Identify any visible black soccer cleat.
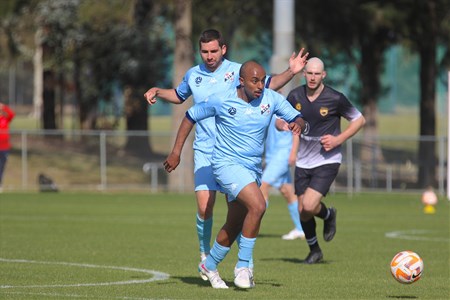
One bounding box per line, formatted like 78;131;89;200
323;207;337;242
304;249;323;264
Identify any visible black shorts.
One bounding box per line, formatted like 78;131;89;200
294;163;340;197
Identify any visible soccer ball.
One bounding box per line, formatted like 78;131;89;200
390;250;423;284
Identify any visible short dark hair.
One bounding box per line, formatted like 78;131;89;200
199;29;225;48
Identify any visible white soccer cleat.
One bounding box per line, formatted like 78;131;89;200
234;267;255;289
282;228;305;240
198;262;228;289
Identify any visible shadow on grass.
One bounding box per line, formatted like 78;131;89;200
261;257;331;265
257;233;283;239
172;276;212;287
386;296;418;299
172;276;283;289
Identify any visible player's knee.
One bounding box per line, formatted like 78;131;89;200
301;202;317;214
246;199;266;218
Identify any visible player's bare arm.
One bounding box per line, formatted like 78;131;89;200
288;117;305;136
144;87;182;106
275;118;290;131
320;115;366;152
268;48;309;91
163;117;195;172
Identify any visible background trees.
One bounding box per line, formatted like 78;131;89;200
0;0;448;188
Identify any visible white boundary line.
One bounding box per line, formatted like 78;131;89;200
385;229;449;242
3;291;158;300
0;258;170;289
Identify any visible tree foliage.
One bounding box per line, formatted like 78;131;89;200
1;0;449;179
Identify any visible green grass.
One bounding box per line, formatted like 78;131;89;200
0;192;449;299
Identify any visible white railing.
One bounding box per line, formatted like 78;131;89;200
3;130;448;195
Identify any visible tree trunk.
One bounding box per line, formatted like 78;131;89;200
124;86;151;157
42;70;57;130
417;1;438;188
170;0;194;192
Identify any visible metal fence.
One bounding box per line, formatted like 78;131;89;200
3;129;448;195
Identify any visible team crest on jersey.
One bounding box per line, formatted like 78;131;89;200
260;104;271;115
228;107;237;115
320;107;329;116
195;77;202;85
224;71;235;82
295;103;302;111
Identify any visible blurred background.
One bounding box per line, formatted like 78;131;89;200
0;0;449;194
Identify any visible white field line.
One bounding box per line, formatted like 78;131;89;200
0;258;170;289
2;291;160;300
385;229;449;242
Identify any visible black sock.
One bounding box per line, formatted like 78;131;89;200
300;217;320;251
316;202;329;220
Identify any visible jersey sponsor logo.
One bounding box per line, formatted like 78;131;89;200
228;107;237;115
320;107;329;116
224;71;235;82
195;77;202;85
244;108;253;115
295;103;302;111
260;104;270;115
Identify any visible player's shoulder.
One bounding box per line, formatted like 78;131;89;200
287;84;307;101
322;85;346;100
223;59;242;70
184;64;203;78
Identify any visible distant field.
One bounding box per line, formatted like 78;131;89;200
10;112;449;137
1;192;449;299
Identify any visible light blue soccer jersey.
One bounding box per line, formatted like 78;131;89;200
264;116;293;162
186;88;302;175
175;59;241;153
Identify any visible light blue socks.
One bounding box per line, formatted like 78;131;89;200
288;201;303;232
205;240;230;271
236;235;256;269
196;214;212;256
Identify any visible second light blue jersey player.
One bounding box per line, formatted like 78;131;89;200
176;59;244;152
186;87;301;200
261;116;305;240
262;116;294;191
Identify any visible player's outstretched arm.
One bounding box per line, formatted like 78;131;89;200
144;87;182;106
268;48;309;91
163;117;195;173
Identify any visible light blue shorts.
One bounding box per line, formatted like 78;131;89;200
194;150;221;191
213;162;261;201
261;157;292;189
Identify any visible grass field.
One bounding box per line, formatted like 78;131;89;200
0;192;449;299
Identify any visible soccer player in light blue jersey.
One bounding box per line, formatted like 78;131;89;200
163;61;306;289
260;116;305;240
144;29;308;267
